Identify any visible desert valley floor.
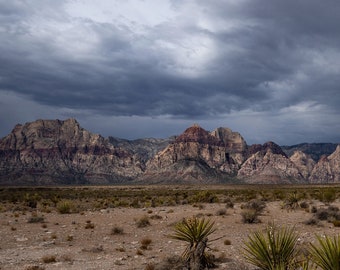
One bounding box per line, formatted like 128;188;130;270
1;186;340;270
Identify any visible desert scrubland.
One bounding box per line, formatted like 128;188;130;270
1;185;340;270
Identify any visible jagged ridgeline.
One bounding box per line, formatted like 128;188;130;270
0;118;339;185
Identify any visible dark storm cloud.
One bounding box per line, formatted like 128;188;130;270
0;0;339;144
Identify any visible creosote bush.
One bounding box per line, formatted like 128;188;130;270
28;214;45;223
216;208;227;216
136;215;151;228
111;226;124;235
85;220;95;229
140;237;152;250
241;199;266;224
56;200;72;214
41;255;57;264
25;266;45;270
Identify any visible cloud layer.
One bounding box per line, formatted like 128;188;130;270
0;0;339;145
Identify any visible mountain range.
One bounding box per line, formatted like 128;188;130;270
0;118;339;185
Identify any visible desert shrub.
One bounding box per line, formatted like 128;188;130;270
56;200;72;214
111;226;124;235
190;191;219;204
300;201;309;209
60;254;73;262
315;206;340;222
311;206;318;213
136;215;151;228
155;255;186;270
66;235;73;241
144;263;155;270
315;209;330;221
25;266;45;270
28;214;45;223
115;246;125;252
304;218;320;226
243;224;300;270
241;199;266;224
150;214;162;220
24;193;41;208
224;198;234;208
129;198;141;208
241;199;266;213
224;239;231;245
140;237;152;250
241;209;261;224
136;249;144;255
332;220;340;227
216;208;227;216
41;255;57;263
85;220;95;229
321;189;337;204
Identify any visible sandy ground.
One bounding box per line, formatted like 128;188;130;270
0;200;339;270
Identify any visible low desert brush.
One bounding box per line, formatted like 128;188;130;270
56;200;72;214
41;255;57;264
136;215;151;228
111;225;124;235
140;237;152;250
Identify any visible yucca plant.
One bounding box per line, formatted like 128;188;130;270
309;234;340;270
243;224;299;270
170;216;216;270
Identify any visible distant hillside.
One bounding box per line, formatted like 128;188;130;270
281;143;338;161
0;118;339;185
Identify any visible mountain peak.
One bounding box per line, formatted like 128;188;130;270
175;125;222;146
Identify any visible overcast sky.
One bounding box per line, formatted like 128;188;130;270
0;0;339;145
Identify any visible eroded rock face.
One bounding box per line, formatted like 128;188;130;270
143;125;247;183
309;145;340;183
289;151;315;179
0;119;143;185
238;142;305;184
1;118;339;185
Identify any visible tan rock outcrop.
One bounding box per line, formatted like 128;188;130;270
1;118;338;185
0;119;143;185
238;143;305;184
309;145;340;183
143;125;246;183
289;151;315;179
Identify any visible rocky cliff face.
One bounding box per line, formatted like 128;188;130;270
237;142;305;184
142;125;247;183
0;119;143;185
309;145;340;183
289;151;315;179
0;119;339;185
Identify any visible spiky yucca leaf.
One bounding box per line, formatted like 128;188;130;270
170;217;216;260
170;217;216;244
310;234;340;270
243;224;299;270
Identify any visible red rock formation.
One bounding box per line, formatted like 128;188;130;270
0;119;143;185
